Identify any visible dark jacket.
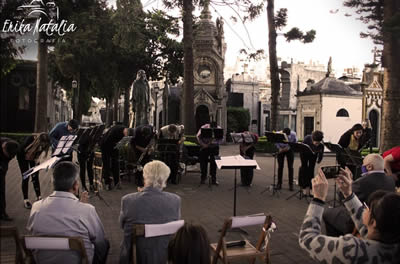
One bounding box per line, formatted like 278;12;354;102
303;135;324;163
100;125;125;151
17;135;35;161
49;122;72;149
338;129;363;150
0;138;14;174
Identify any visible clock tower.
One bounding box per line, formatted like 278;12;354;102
193;3;227;131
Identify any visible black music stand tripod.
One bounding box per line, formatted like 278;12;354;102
261;132;287;197
286;142;314;202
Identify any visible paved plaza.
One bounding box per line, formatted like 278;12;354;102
1;144;340;263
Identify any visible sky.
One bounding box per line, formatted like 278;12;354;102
18;0;377;78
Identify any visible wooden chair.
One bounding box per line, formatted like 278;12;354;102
0;226;25;264
131;220;184;264
210;213;273;264
22;236;89;264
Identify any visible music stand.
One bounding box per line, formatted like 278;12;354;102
216;156;259;234
260;132;287;197
201;128;213;138
213;128;224;140
286;142;314;202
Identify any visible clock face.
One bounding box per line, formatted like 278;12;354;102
194;58;215;84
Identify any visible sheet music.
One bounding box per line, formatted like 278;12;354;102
144;220;184;238
231;214;266;228
215;155;260;169
23;156;62;179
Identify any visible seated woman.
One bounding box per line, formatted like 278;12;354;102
16;133;50;209
168;223;210;264
119;160;181;264
299;167;400;264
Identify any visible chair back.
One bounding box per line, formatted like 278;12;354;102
23;236;89;264
0;226;25;264
211;213;273;264
132;220;184;264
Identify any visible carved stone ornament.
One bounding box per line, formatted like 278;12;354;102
194;57;215;84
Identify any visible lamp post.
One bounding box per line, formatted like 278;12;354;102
72;79;77;119
153;83;160;129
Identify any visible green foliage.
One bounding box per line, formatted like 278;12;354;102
254;136;278;153
184;140;198;146
0;132;32;144
227;107;250;133
361;147;380;157
184;135;199;144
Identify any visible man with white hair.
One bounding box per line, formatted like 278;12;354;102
323;154;396;236
119;160;181;264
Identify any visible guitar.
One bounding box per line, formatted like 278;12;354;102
134;136;156;172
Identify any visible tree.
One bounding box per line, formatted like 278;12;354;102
344;0;400;150
266;0;315;130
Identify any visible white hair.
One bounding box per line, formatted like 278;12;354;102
143;160;170;189
364;154;384;171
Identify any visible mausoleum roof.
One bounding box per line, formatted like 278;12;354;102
298;76;362;96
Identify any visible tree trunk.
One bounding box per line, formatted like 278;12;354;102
380;0;400;151
105;99;112;127
267;0;280;131
182;0;195;134
123;86;130;126
34;30;48;132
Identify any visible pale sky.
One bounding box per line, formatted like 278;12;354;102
20;0;377;77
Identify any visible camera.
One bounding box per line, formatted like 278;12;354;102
321;165;341;179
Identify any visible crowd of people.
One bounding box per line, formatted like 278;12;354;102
1;118;400;264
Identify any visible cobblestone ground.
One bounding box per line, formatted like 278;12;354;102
1;144;340;263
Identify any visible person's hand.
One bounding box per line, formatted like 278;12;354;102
336;167;353;198
137;187;144;192
312;169;329;201
80;191;89;203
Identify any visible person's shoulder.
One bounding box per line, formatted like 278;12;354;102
163;191;181;201
121;192;141;203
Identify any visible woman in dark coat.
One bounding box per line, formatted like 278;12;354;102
17;133;50;209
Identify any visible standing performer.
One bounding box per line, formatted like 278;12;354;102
196;122;223;185
275;128;297;191
131;70;151;127
0;138;19;221
17;133;51;209
299;130;324;197
239;131;258;186
338;123;364;179
100;125;130;190
130;125;154;187
78;129;95;192
49;119;79;151
159;124;185;184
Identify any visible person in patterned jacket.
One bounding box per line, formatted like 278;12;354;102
299;167;400;264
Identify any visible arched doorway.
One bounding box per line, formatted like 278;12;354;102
195;105;210;131
369;110;379;147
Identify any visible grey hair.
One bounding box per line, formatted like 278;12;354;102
143;160;170;190
52;161;79;191
364;154;384;171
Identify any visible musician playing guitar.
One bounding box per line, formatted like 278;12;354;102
196;122;223;185
130;125;154;187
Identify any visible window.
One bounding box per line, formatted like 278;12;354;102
336;108;349;117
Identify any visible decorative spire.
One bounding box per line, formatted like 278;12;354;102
326;56;332;77
200;0;212;20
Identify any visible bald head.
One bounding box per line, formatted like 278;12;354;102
363;154;384;171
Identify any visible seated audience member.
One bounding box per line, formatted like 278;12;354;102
119;160;181;264
383;146;400;187
168;223;210;264
27;161;109;264
323;154;395;236
299;167;400;264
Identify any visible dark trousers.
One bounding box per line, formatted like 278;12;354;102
199;146;219;181
299;154;317;189
240;147;255;186
277;150;294;186
101;148;120;186
17;156;41;199
0;168;7;215
78;152;94;190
